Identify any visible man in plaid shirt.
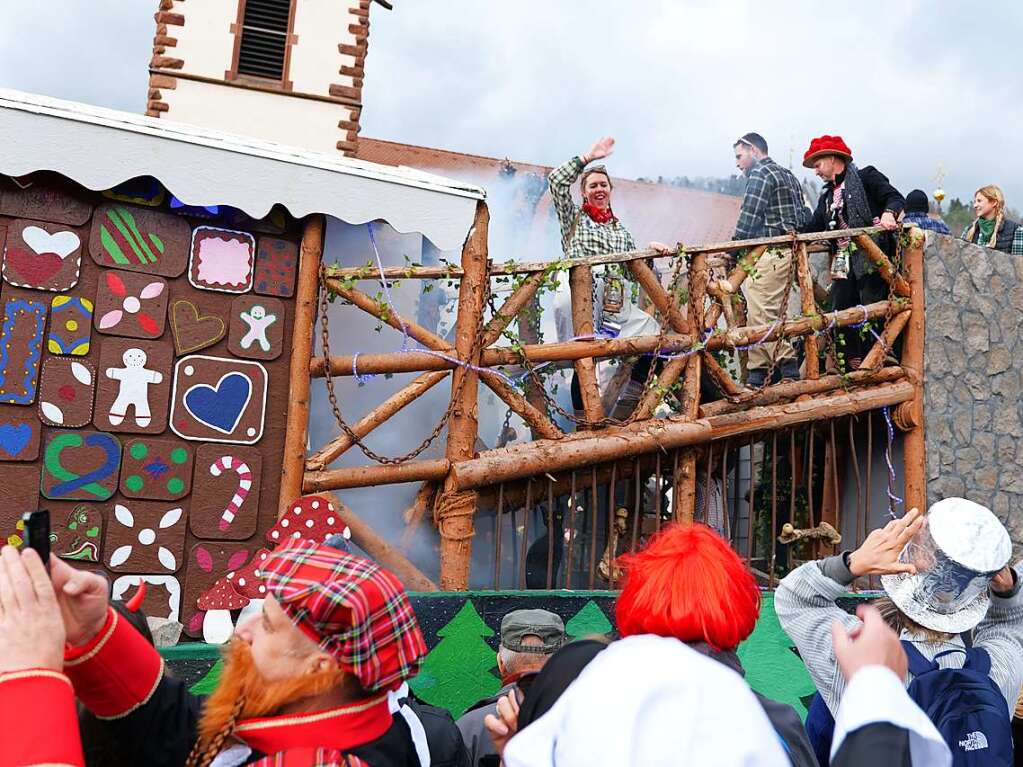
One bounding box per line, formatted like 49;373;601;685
732;133;811;387
45;493;462;767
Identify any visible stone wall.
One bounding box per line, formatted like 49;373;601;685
924;233;1023;550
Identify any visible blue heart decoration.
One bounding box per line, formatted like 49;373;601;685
183;372;252;435
0;423;31;457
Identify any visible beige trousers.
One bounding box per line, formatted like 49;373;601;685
741;248;795;370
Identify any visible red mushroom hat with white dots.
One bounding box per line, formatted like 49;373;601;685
266;494;350;548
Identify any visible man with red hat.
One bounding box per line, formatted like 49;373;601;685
800;135;905;369
1;535;434;766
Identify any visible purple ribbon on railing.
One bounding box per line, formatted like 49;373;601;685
881;405;905;517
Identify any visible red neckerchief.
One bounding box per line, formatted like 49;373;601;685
500;669;533;688
234;693;392;756
582;202;615;224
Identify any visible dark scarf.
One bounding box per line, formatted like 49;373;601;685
582;202;615;224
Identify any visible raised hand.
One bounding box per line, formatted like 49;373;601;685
0;546;66;673
49;556;110;646
847;507;924;577
832;604;908;682
583;136;615;164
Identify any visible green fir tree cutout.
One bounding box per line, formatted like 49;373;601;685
736;593;817;720
410;601;501;717
190;660;223;696
565;600;613;640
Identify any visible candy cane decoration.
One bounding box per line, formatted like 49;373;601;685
209;456;252;531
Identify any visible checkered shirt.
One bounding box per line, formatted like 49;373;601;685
960;222;1023;256
732;157;811;241
549;156;637;259
902;212;950;235
261;539;427;693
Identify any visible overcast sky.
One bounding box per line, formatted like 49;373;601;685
1;1;1020;205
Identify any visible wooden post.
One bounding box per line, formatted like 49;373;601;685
569;265;604;426
900;232;927;513
852;234;911;297
859;310;911;371
438;202;489;590
705;245;768;329
676;252;708;522
279;214;324;516
795;243;820;379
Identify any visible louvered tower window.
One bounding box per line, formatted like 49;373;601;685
236;0;294;80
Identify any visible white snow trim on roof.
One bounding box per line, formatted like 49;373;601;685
0;89;485;251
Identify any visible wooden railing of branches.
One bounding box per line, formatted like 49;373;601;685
278;204;927;590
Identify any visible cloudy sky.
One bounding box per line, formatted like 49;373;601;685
1;1;1019;205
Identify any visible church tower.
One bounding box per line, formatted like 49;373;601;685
146;0;390;155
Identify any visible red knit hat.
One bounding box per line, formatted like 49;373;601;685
803;135;853;168
261;537;427;692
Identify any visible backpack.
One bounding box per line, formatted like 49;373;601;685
804;639;1012;767
902;642;1013;767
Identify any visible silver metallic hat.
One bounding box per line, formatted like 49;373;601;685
880;498;1011;634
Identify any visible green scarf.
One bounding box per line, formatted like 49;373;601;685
977;217;996;244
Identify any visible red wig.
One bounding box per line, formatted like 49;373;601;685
615;523;760;651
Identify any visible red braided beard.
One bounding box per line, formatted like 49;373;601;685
197;639;346;750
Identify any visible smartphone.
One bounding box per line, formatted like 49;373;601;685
21;510;50;569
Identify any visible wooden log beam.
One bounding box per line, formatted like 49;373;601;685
859;310;911;371
449;380;915;490
312;300;899;377
480;271;546;347
634;354;687;421
304;459;451;491
305;371;448;471
325;226;881;279
327;495;439;591
852;234;911;297
279;215;323;516
700;366;906;417
569;264;604;426
326;281;452;353
478;369;563;441
440;201;489;590
399;481;437;552
704;245;769;331
795;243;820;379
627;259;688;333
900;232;926;513
701;351;743;397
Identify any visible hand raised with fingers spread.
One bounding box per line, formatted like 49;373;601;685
0;545;66;673
832;604;907;682
848;507;924;578
583;137;615;164
484;689;521;757
49;556;110;646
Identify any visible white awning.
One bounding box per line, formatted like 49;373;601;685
0;89;485;251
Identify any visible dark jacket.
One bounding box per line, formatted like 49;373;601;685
964;217;1021;253
354;692;470;767
456;683;516;767
691;643;819;767
802;165;905;235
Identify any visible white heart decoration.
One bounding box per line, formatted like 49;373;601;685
22;226;80;259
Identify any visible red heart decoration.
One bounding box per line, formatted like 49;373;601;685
6;247;62;284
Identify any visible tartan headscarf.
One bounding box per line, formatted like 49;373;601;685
261;539;427;693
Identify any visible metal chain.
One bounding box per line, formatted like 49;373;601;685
317;263;491;465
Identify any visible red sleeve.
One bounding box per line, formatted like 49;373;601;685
63;607;164;719
0;669;85;767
